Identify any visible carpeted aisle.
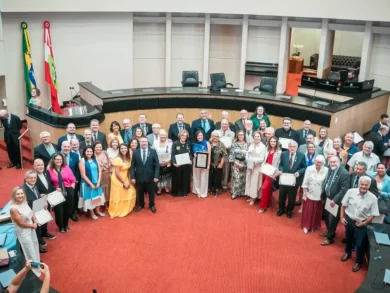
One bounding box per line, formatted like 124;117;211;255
0;152;365;293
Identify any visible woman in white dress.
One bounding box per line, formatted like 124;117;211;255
245;131;266;205
153;129;173;194
10;186;40;277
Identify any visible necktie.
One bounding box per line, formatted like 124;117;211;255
93;133;97;141
65;154;69;166
32;186;39;199
142;125;146;135
223;132;226;136
354;175;359;188
247;131;250;136
142;150;146;164
289;155;293;169
304;130;308;139
325;170;334;196
155;135;158;141
178;124;182;132
202;120;206;131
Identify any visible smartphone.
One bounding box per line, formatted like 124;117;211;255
31;261;41;268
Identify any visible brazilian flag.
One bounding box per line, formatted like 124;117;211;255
21;22;37;104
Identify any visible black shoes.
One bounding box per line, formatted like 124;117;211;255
277;210;285;216
135;206;143;212
340;253;351;262
286;211;292;218
71;214;79;222
352;263;361;272
39;239;47;247
65;226;70;232
39;248;48;253
42;233;56;240
321;239;334;246
16;165;21;169
7;163;15;168
150;206;157;213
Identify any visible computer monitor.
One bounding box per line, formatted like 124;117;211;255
362;79;374;92
316;79;338;92
301;75;317;87
340;81;362;94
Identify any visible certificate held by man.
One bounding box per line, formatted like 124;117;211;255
279;173;296;186
32;197;53;226
175;153;191;165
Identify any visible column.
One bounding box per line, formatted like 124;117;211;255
276;17;290;94
317;19;334;79
165;13;172;87
359;21;374;82
203;14;211;87
239;15;248;89
129;13;134;88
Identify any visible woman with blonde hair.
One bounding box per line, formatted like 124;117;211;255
314;127;333;157
153;129;173;194
10;186;40;276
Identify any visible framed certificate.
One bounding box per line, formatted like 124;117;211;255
279;173;296;186
195;152;209;169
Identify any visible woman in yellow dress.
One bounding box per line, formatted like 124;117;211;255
108;143;136;218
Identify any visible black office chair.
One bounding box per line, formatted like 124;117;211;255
181;71;202;87
327;71;341;81
210;73;233;91
253;77;277;93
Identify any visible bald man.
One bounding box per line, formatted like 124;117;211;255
214;111;235;132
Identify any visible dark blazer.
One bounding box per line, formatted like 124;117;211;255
91;131;107;149
62;151;80;181
1;114;22;142
278;151;307;184
168;122;191;142
132;123;153;136
297;128;317;145
350;172;379;196
57;134;84;150
34;143;58;168
36;171;56;195
130;148;159;183
191;118;215;141
79;141;93;152
234;119;247;131
364;130;387;157
214;121;236;133
22;182;40;209
275;128;300;144
322;167;350;204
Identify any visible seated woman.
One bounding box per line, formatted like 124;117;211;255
301;155;328;234
209;130;227;197
78;146;106;220
108;144;136;218
107;121;124;146
368;163;390;224
28;88;42;107
153;129;172;194
192;130;211;198
10;187;40;277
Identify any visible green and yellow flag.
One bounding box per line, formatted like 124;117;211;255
21;22;37;104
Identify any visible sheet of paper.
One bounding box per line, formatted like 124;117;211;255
279;138;291;149
47;190;66;207
260;163;277;177
353;132;364;144
158;153;170;162
32;196;47;213
279;173;296;186
325;198;339;217
35;210;53;226
220;136;232;148
175;153;191;165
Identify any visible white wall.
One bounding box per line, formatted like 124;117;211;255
290;29;321;66
3;12;134;118
133;23;165;88
209;24;241;87
333;31;364;57
170;23;204;87
370;34;390;90
2;0;390;22
247;26;280;63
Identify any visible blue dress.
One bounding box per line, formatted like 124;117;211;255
79;159;105;211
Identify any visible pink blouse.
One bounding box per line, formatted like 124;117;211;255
48;166;76;188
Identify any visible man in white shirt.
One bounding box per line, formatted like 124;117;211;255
347;141;380;173
217;119;235;191
340;176;380;272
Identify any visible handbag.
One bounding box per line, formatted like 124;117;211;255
378;198;389;215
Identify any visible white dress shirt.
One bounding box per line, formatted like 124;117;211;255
342;188;380;222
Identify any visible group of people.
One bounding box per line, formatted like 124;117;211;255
1;106;389;275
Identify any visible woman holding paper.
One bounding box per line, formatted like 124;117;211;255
208;131;227;197
301;155;328;234
79;146;106;220
259;136;282;212
10;186;40;277
171;130;192;197
153;129;172;195
314;127;333;157
245;131;266;205
229;130;249;199
192;130;210;198
108;144;136;218
48;153;76;233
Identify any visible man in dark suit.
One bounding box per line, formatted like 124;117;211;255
33;131;57;168
168;113;191;142
234;109;249;131
364;125;388;160
276;140;306;218
130;137;159;213
275;117;300;146
90;119;107;149
371;114;389;132
33;159;56;242
79;128;93;152
350;161;379;196
22;170;49;253
0;109;22;168
60;141;80;221
57;122;84;150
297;120;317;145
320;155;350;246
132;114;152;136
214;111;235;132
191;109;215;141
120;118;133;145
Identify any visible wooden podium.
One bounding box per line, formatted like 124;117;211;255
288;57;304;73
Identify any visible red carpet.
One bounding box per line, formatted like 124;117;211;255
0;150;365;293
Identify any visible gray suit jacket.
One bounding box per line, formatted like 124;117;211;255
234;119;247;131
147;133;159;146
350;172;379;197
91;131;107;149
298;144;322;154
322;167;350;204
